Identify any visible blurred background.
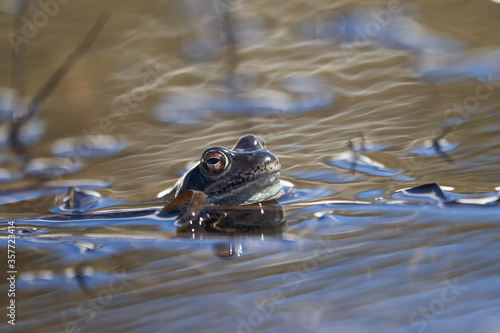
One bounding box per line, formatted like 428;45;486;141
1;0;500;332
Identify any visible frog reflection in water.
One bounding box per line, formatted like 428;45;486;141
164;134;282;206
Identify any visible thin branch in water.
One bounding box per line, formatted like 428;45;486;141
348;133;366;174
75;265;93;298
31;12;109;111
432;128;454;163
10;11;110;151
219;0;239;94
222;6;238;76
11;0;30;98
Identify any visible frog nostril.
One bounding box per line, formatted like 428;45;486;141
245;154;254;162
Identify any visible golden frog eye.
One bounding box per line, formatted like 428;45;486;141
201;150;228;176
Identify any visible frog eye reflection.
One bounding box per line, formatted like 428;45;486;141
201;150;228;176
256;137;267;149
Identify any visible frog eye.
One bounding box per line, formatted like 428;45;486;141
201;150;228;176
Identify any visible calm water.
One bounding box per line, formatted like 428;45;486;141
1;0;500;332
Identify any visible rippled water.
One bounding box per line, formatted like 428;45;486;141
1;0;500;332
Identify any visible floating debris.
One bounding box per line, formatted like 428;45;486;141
50;187;122;214
389;183;449;203
382;183;500;205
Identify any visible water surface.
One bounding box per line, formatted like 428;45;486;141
1;0;500;332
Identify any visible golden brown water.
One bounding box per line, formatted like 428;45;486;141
1;0;500;332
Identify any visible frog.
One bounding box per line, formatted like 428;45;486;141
162;134;282;206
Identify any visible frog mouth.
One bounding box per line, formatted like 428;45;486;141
206;171;282;206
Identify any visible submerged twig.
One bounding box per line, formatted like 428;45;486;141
75;265;93;298
347;133;367;174
11;0;30;98
221;2;238;80
31;12;109;111
218;0;240;95
432;128;454;163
